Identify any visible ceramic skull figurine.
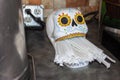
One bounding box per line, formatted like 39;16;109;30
46;8;116;68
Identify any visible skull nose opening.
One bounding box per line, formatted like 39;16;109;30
72;19;77;27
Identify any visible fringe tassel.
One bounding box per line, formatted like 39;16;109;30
54;37;116;68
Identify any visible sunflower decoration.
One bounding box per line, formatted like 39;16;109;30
58;13;71;27
74;12;85;24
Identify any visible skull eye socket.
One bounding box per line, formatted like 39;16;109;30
58;13;71;27
61;17;68;24
75;13;85;24
77;16;83;22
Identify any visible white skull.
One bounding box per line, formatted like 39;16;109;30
46;8;116;68
49;8;88;41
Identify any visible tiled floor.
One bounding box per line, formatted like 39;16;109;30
26;22;120;80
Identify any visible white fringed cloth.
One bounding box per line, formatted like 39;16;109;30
54;37;116;68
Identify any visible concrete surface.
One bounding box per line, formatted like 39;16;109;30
26;22;120;80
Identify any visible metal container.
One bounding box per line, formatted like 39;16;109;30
0;0;29;80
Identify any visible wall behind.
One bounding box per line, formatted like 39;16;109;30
22;0;99;17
